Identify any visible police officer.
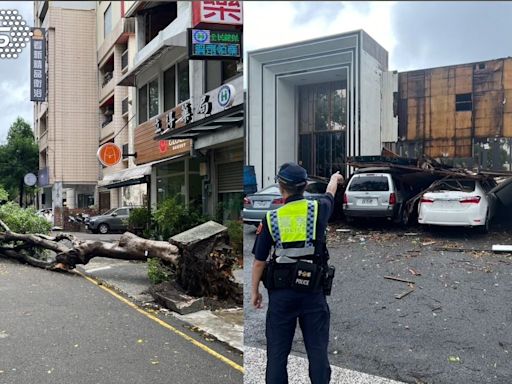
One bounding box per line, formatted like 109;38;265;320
251;162;344;384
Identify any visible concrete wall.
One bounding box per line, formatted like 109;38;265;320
360;50;384;156
47;7;99;185
381;71;399;143
248;31;389;188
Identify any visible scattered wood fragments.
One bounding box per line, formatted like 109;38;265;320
384;275;415;284
421;241;436;246
385;275;417;299
395;288;415;300
408;268;421;276
434;247;487;253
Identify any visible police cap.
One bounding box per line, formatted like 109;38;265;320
275;162;308;186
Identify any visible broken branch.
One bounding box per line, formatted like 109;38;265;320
384;275;416;284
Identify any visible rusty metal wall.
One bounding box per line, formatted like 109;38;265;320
398;58;512;162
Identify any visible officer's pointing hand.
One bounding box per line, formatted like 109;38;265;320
330;171;344;184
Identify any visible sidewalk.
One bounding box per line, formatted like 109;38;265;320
244;346;406;384
71;233;243;353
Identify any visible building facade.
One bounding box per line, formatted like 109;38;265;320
95;1;137;211
116;1;244;221
33;1;99;225
396;58;512;171
247;30;397;188
33;1;244;223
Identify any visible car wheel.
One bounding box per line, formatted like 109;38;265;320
401;208;410;227
478;210;490;234
98;223;110;234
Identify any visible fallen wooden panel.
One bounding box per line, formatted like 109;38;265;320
395;289;415;300
492;245;512;253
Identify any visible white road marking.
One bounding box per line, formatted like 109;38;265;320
84;266;112;273
244;346;406;384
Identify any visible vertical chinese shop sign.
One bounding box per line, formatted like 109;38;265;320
30;28;46;102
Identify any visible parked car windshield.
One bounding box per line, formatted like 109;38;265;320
101;208;116;215
349;176;389;191
432;180;475;192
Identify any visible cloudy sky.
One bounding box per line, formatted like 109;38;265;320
244;1;512;71
1;1;512;143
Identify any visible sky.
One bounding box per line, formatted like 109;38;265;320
1;1;512;143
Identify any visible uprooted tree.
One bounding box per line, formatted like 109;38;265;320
0;216;241;304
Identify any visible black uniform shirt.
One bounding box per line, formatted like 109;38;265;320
252;193;334;262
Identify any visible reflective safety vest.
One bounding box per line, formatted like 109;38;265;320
266;199;319;263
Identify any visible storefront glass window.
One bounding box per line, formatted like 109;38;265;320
156;159;202;209
157;174;185;205
218;192;243;223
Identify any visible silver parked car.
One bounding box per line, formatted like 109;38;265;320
86;207;137;234
242;179;329;226
343;170;409;223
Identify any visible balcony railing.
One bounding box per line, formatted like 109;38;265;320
102;117;113;128
102;72;113;87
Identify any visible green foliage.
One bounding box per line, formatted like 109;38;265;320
0;202;52;234
153;196;209;240
128;208;152;235
147;258;174;284
0;117;39;203
225;220;243;256
0;185;8;202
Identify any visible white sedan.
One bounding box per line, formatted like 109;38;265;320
418;179;496;232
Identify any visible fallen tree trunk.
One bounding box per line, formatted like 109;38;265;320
0;221;241;305
0;230;179;270
171;221;242;303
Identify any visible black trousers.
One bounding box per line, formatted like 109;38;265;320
265;289;331;384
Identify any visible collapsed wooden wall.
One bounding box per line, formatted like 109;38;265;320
398;58;512;158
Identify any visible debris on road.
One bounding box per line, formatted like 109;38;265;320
404;233;420;236
448;355;461;364
421;241;436;246
435;247;477;252
395;288;415;299
384;275;415;284
408;268;421;276
492;244;512;253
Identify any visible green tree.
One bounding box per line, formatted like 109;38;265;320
0;185;8;203
0;117;39;206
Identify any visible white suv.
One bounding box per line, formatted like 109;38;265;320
343;171;405;222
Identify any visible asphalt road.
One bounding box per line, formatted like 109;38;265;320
244;222;512;384
0;258;242;384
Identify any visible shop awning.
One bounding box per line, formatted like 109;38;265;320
98;163;152;189
98;154;191;189
156;104;244;141
118;31;187;87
